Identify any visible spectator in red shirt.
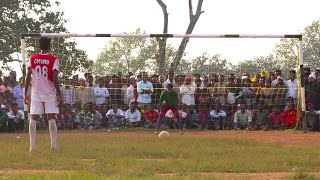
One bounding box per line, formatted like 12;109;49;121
144;105;160;128
283;103;298;128
267;106;284;129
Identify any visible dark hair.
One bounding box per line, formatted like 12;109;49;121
39;37;51;50
289;70;296;74
166;83;173;89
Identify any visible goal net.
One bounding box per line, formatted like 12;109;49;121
21;33;305;129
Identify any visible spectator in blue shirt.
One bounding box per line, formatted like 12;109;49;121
137;72;153;111
13;77;24;110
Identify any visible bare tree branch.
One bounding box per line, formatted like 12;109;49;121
156;0;168;34
189;0;193;21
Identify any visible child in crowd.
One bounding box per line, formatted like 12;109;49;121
283;103;298;128
143;104;160;128
106;104;124;131
267;106;284;130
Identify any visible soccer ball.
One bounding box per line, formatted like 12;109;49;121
158;131;170;139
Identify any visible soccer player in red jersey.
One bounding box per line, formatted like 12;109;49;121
24;37;62;152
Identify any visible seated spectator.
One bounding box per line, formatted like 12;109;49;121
236;77;255;105
78;103;94;130
125;103;142;127
306;102;320;131
106;104;124;130
13;77;24;110
90;104;103;130
98;103;108;127
267;106;284;130
198;104;210;129
143;104;160;128
233;104;253;130
0;105;9;132
252;104;269;131
187;106;199;129
7;103;24;132
94;77;110;105
283;103;298;128
210;104;227;130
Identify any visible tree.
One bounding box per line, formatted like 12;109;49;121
0;0;92;76
236;55;278;77
93;29;177;76
303;20;320;70
156;0;204;74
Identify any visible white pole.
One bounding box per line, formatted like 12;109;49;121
21;39;26;77
299;40;306;112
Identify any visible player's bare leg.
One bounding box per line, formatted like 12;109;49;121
47;113;57;152
29;115;39;153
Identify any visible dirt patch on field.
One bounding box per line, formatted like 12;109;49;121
156;172;320;179
0;169;73;174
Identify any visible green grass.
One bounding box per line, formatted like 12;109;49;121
1;130;320;179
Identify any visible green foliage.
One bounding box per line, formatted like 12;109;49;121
0;0;92;76
303;20;320;70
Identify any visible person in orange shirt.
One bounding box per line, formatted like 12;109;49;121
0;77;13;93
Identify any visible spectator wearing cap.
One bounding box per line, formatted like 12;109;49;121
13;77;24;110
306;102;320;131
305;73;320;110
285;70;298;99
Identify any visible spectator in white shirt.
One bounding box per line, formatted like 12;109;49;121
124;103;141;127
285;70;298;99
162;71;175;88
106;104;124;130
60;78;76;107
180;76;196;107
126;76;136;106
7;103;25;132
94;77;110;105
210;104;227;130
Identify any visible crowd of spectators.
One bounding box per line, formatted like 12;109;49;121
1;67;320;133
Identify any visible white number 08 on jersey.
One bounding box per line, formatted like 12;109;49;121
35;65;48;80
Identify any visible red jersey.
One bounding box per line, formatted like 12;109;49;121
144;110;160;123
27;53;59;102
283;109;298;127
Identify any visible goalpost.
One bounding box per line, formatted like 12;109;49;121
20;33;306;129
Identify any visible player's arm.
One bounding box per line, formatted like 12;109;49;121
24;69;32;105
53;71;62;104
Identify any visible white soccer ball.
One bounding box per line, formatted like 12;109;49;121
158;131;170;139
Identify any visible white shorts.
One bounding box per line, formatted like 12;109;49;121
30;100;59;115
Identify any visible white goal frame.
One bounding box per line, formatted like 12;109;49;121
20;33;306;114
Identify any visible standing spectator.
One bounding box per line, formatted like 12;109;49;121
180;76;196;108
7;103;25;132
9;71;17;88
150;74;163;106
283;103;298;128
163;71;175;88
75;78;93;108
106;104;124;130
109;75;122;105
0;77;13;93
155;84;183;134
61;78;76;107
267;106;284;130
124;103;141;127
200;76;209;90
121;77;128;106
271;70;282;88
94;77;110;105
305;73;320;110
126;76;136;106
213;75;228;106
273;76;287;108
13;77;24;110
210;104;227;130
252;104;269;130
159;75;165;86
285;70;298;99
86;75;96;103
137;72;153;110
233;104;253;130
187;106;199;129
72;75;79;87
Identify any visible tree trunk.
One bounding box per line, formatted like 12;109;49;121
170;0;204;73
156;0;168;75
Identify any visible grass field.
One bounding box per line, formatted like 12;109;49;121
0;130;320;179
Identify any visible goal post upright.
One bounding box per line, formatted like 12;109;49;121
20;33;305;126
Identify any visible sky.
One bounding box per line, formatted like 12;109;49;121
8;0;320;78
60;0;320;63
